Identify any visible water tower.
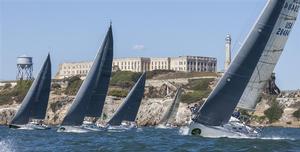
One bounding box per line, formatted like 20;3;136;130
17;55;33;80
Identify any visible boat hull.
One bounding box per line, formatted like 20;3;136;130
82;123;106;131
9;124;50;130
57;124;106;133
57;126;91;133
187;121;260;138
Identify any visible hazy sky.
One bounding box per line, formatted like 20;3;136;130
1;0;299;90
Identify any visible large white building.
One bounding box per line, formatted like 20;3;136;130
55;56;217;79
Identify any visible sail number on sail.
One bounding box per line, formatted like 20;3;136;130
276;22;294;36
275;1;299;37
284;1;300;13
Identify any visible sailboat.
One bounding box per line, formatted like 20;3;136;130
188;0;299;137
9;54;52;130
106;72;146;130
57;25;113;133
157;87;182;128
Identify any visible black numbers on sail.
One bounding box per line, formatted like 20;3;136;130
285;22;293;29
284;1;300;13
276;28;290;36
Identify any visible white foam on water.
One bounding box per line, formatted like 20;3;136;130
0;139;15;152
155;124;170;129
136;128;143;132
178;126;189;136
259;136;295;141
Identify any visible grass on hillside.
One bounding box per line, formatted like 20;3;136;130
264;100;284;123
64;76;83;95
0;80;33;105
180;78;214;104
110;71;141;88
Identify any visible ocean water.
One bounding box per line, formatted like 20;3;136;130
0;126;300;152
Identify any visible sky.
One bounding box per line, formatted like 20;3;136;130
0;0;299;90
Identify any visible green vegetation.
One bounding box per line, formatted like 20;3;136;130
186;78;214;91
102;113;107;120
180;78;214;104
64;76;83;95
251;115;266;123
264;101;283;123
180;91;210;104
108;89;129;97
293;108;300;119
0;80;33;105
151;71;217;80
146;70;175;79
110;71;141;88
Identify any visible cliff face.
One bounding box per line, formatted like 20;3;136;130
251;91;300;128
0;95;193;126
0;72;299;128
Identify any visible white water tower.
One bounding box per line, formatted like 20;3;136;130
17;55;33;80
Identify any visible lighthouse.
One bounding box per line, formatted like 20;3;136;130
224;34;231;71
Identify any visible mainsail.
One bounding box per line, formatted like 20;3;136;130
159;87;182;125
10;54;52;125
62;25;113;126
194;0;299;126
107;72;146;126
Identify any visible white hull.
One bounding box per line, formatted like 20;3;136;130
187;119;260;138
57;126;91;133
57;124;106;133
107;122;136;131
82;123;106;131
9;123;50;130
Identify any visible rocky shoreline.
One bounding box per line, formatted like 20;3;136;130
0;73;299;128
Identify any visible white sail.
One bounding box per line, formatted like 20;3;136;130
237;0;299;110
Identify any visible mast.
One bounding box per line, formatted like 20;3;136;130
107;72;146;126
194;0;299;126
61;25;113;126
10;54;51;125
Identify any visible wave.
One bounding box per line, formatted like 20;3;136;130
0;139;15;152
258;136;295;141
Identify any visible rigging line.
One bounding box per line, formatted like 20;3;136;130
232;0;266;58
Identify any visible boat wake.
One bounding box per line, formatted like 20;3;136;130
0;139;15;152
258;136;295;141
155;124;172;129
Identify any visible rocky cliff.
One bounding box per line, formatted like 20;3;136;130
0;72;299;128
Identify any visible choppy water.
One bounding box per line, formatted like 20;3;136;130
0;125;300;152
